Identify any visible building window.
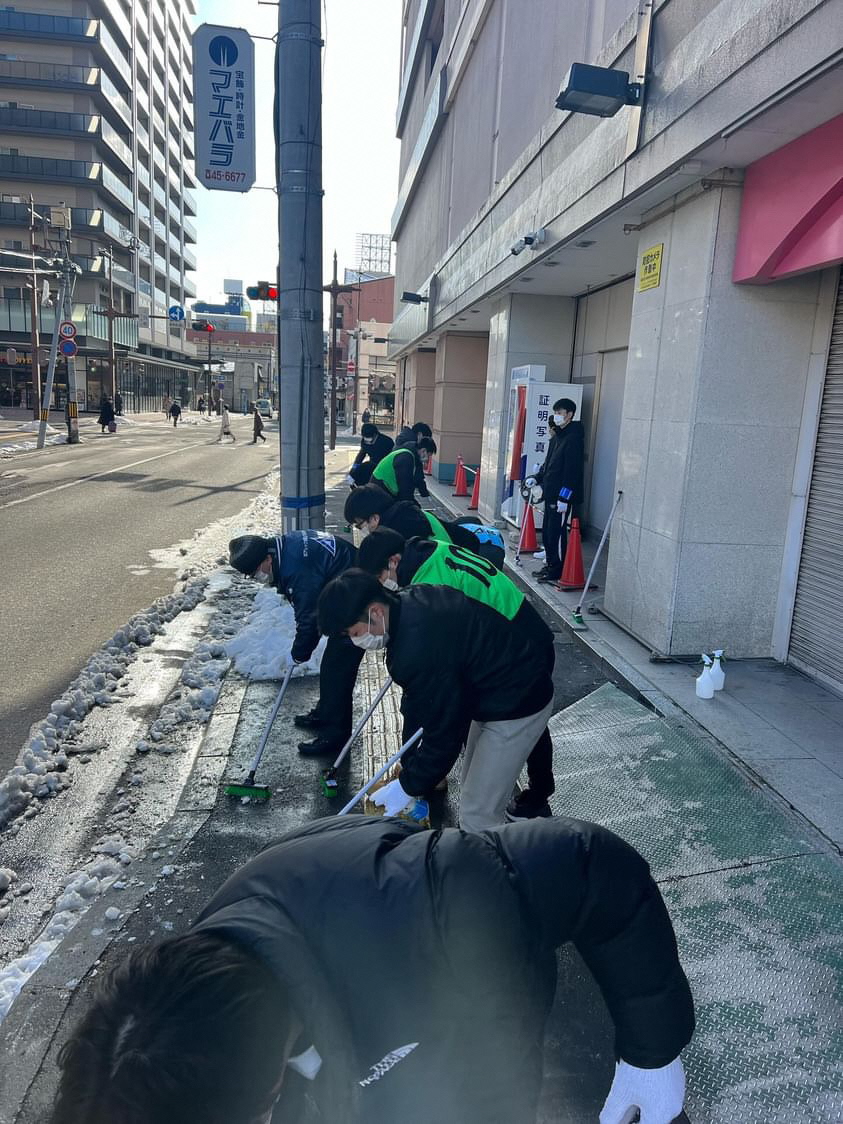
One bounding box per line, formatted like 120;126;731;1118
426;1;444;80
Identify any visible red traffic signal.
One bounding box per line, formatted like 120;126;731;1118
246;282;278;301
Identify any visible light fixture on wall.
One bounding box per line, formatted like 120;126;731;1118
511;228;547;256
400;291;428;304
555;63;642;118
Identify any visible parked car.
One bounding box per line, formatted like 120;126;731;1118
256;398;273;418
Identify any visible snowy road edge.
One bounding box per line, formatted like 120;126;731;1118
0;676;247;1123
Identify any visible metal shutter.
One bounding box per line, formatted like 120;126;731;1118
789;271;843;693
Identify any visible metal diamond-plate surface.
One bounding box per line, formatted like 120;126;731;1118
663;854;843;1124
547;686;817;879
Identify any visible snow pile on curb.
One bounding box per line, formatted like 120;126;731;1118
225;583;324;679
16;421;57;434
0;580;207;833
0;434;65;457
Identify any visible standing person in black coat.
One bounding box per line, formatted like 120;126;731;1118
251;405;266;443
318;571;555;830
169;399;182;427
51;816;694;1124
347;422;393;486
228;532;362;757
527;397;585;583
97;394;115;434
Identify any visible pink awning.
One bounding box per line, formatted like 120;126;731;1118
733;113;843;284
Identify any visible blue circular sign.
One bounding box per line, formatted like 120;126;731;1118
59;339;78;357
208;35;238;67
168;305;185;322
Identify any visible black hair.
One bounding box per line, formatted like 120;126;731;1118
417;436;437;454
317;569;397;636
343;484;395;524
51;934;292;1124
358;528;407;575
411;421;432;438
361;423;378;438
553;397;577;415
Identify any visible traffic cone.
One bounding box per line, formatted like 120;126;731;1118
468;467;481;510
557;518;585;590
519;503;538;552
452;455;469;497
424;455;432;476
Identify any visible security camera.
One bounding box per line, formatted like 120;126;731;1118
510;238;527;256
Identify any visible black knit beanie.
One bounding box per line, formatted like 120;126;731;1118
228;535;271;576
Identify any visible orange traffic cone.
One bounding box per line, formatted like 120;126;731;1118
557;518;585;590
452;456;469;497
518;503;538;552
468;467;481;510
424;455;432;476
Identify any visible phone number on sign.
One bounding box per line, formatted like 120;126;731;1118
204;170;247;183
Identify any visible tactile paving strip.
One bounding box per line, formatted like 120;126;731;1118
546;685;817;879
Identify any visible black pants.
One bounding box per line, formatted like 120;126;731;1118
525;726;555;800
313;634;365;743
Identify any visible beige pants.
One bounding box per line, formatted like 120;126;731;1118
459;699;554;832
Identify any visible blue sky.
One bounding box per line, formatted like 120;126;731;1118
193;0;401;304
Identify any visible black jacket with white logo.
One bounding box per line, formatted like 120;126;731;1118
193;816;695;1124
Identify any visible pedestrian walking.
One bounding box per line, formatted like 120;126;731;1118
162;394;171;418
114;391;123;416
361;406;371;424
358;528;555;817
50;816;694;1124
169;399;182;427
97;394;115;434
228;532;361;757
319;570;555;831
251;405;266;443
216;403;235;442
197;395;205;417
347;422;393;486
526;398;585;583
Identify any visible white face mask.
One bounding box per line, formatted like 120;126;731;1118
253;568;272;586
350;608;389;650
553;413;568;427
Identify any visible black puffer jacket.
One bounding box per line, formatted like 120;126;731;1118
386;585;554;794
535;419;585;504
271;531;356;662
378;501;479;552
193;816;695;1124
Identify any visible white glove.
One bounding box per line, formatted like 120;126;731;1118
345;474;355;486
556;500;569;515
282;653;300;673
599;1057;685;1124
368;777;414;817
525;476;537;488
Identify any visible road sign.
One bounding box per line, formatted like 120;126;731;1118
168;305;185;322
192;24;256;193
59;339;78;358
59;321;77;339
5;348;17;365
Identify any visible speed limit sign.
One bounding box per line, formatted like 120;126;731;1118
59;321;77;339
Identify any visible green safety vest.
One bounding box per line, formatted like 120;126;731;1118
423;511;452;543
372;448;415;496
411;543;524;620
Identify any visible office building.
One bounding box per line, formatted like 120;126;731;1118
0;0;199;411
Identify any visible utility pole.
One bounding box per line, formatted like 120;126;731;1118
98;246;117;401
28;195;42;419
323;250;354;451
38;216;80;448
277;0;325;531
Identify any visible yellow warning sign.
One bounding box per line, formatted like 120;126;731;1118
638;243;664;291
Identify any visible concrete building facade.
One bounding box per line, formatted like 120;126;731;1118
389;0;843;691
0;0;198;411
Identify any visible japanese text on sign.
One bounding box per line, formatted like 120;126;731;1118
192;25;256;193
638;243;663;291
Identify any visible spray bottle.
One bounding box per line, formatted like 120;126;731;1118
695;654;715;699
710;649;725;691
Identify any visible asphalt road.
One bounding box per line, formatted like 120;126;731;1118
0;412;276;775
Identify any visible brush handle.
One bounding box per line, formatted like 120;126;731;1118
574;490;623;614
337;728;424;816
329;676;393;772
243;663;295;779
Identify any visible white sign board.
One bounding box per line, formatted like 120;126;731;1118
192;25;256;193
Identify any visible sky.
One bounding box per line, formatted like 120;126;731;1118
193;0;401;306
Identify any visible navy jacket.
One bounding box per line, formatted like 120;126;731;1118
270;531;356;662
193;816;695;1124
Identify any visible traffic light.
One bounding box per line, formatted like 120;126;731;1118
246;281;278;300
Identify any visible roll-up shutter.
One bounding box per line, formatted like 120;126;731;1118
788;271;843;693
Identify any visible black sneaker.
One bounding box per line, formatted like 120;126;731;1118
297;736;343;758
294;710;324;730
535;572;560;585
533;565;549;578
506;791;552;821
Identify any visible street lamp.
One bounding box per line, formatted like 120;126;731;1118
554;63;642;117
